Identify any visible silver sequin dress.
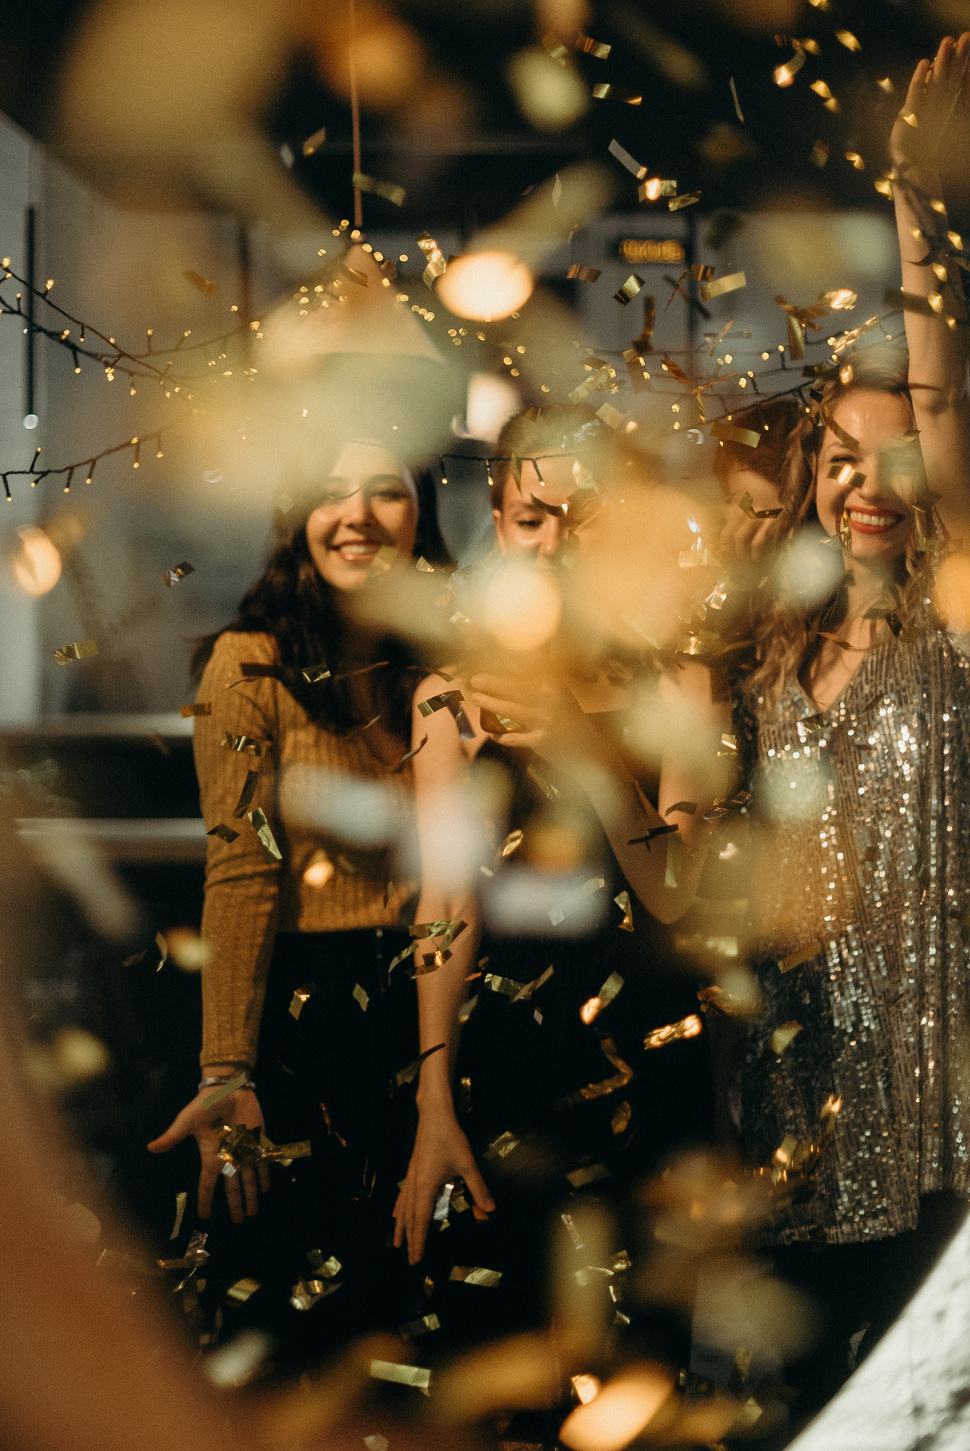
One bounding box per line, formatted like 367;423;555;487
737;629;970;1244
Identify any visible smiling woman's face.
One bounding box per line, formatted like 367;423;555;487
814;389;920;564
304;440;418;592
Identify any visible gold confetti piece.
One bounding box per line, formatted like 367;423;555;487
614;889;634;932
289;1276;341;1310
835;28;861;50
400;1312;441;1337
231;770;259;818
715;422;762;451
669;191;701;210
548;875;606;926
568;364;615;402
779;941;820;973
902;111;918;127
828;463;866;488
248;807;281;862
417;689;475;740
558;1036;633;1107
884;286;944;318
395;1041;445;1088
485;1130;520;1159
306;1248;342;1277
364;1436;389;1451
226;1277;260;1303
183;269;218;296
162;559;195;587
580;973;624;1024
219;1124;310;1169
479;829;524;883
607;138;646;178
180;702;211;717
567;263;602;281
302;125;327;156
701;270;746;301
638;177;677;201
220;730;265;756
592;83;641;104
614;273;645;305
596;402;627;429
810;79;833;100
730;75;743;122
370;1361;431;1390
417;231;447;287
207;823;239;843
352;982;369;1012
577;33;611;58
353;172;406;207
719;732;738;757
170;1191;187;1240
54;637;98;665
450;1265;502;1286
301;660;331;683
611;1101;631;1135
289;983;317;1019
644;1013;703;1050
846;151;865;170
877;76;894;93
202;1072;247;1111
511;964;554;1002
154;930;168;970
770;1021;803;1054
773;48;805;86
666;800;698;815
567;1162;610;1187
810;139;829;167
737;489;781;519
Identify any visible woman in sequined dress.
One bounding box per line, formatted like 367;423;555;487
731;34;970;1422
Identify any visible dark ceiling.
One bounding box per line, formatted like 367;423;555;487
0;0;964;235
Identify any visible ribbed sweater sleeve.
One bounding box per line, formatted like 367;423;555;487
195;632;282;1068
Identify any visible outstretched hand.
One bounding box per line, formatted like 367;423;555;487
148;1085;270;1225
890;33;970;172
393;1111;495;1265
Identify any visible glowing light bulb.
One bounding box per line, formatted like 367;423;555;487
437;251;534;322
12;526;62;595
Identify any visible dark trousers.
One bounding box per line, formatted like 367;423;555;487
197;928;419;1371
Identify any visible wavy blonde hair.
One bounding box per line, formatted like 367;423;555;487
747;346;944;708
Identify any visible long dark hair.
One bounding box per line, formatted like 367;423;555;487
192;465;452;739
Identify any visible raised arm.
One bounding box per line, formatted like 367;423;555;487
392;675;496;1265
891;33;970;537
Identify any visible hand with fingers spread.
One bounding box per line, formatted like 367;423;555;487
393;1109;495;1265
148;1080;270;1225
891;32;970;172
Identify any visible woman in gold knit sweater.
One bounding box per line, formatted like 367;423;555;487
147;432;450;1348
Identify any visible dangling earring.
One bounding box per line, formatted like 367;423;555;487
840;508;853;554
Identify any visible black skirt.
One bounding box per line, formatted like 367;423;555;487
198;928;419;1368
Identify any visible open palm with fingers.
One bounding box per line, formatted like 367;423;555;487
148;1086;270;1224
891;32;970;171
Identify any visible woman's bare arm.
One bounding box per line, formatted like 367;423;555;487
891;34;970;538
